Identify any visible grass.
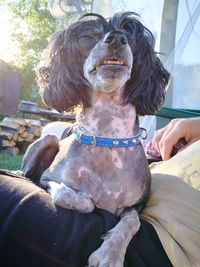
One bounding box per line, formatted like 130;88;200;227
0;151;23;170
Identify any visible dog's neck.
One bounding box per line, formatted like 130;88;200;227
77;91;137;138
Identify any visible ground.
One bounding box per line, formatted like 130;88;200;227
0;151;23;170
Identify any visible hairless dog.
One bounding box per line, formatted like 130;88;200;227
22;12;170;267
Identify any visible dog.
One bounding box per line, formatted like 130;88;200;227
22;12;170;267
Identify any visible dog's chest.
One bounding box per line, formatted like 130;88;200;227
56;141;150;214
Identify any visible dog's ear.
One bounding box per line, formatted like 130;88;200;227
37;28;91;112
122;16;170;115
21;135;59;184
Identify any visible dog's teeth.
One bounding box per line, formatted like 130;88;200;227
96;59;126;69
103;59;124;65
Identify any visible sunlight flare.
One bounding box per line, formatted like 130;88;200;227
0;8;20;63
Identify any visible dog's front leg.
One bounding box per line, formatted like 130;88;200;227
88;208;140;267
44;180;95;213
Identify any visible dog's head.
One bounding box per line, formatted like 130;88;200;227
38;12;170;115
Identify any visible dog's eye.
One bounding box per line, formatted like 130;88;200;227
78;36;98;56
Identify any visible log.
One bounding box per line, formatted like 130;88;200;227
0;130;13;140
2;140;16;147
21;131;28;139
17;134;34;142
0;121;21;131
25;119;42;127
0;128;18;141
27;125;41;137
18;126;26;135
0;121;25;135
0;127;17;135
26;126;41;138
17;136;24;142
3;117;31;127
33;127;41;137
24;134;34;142
12;132;19;141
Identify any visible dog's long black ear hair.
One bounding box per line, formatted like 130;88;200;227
37;25;91;112
111;12;170;115
37;26;91;112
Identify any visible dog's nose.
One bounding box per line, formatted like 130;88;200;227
103;31;127;50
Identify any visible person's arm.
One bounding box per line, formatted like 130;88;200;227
152;117;200;160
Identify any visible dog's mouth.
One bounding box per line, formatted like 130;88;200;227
90;57;128;73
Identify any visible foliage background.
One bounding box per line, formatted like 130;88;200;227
0;0;64;105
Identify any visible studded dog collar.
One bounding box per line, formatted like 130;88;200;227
72;125;147;147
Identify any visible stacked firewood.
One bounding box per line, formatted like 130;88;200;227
0;117;45;155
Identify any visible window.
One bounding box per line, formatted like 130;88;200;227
171;0;200;109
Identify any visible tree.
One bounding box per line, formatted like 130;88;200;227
1;0;59;104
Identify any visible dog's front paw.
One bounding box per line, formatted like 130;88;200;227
88;246;124;267
49;182;95;213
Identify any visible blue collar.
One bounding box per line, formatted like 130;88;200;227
72;125;147;148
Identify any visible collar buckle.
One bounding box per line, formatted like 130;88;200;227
140;127;147;140
92;135;96;146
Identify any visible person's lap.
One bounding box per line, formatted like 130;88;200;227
0;170;172;267
142;140;200;267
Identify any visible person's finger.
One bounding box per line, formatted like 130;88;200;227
152;128;166;153
159;135;178;160
159;125;185;160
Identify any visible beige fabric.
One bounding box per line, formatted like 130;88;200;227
142;140;200;267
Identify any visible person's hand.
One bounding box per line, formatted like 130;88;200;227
152;117;200;160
